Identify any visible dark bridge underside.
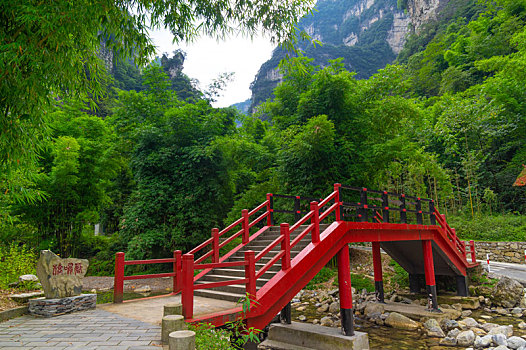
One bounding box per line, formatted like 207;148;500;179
381;240;462;276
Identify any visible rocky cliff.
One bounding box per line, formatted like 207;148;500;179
248;0;451;112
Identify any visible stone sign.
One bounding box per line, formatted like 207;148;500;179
36;250;89;299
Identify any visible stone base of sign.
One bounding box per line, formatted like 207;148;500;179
28;294;96;317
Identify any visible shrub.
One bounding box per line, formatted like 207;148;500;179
447;213;526;242
389;260;409;289
0;243;37;288
305;267;336;290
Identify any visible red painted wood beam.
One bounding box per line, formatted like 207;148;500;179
338;244;354;336
372;242;384;303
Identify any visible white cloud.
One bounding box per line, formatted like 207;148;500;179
149;29;275;107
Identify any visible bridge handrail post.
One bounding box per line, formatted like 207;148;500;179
174;250;182;293
266;193;273;226
181;254;194;319
212;228;219;263
400;194;407;223
334;183;341;221
114;252;125;303
281;223;291;270
310;202;320;243
294;196;301;222
245;250;256;298
416;198;423;225
429;201;436;225
381;191;389;223
360;188;368;222
242;209;249;244
469;240;476;263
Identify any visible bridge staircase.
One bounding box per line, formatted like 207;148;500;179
113;184;479;335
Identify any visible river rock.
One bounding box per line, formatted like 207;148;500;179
298;315;306;322
447;328;460;338
492;333;508;347
461;310;473;317
494;346;510;350
512;307;523;315
35;250;89;299
518;322;526;330
385;312;420;331
317;304;329;313
493;277;523;308
328;301;339;313
364;302;385;317
508;336;526;349
474;335;492;348
441;319;459;331
488;325;513;338
320;316;333;327
135;285;151;293
461;317;479;328
424;319;445;338
439;337;457;346
456;330;475;347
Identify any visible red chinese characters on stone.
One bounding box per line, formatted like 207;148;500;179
65;262;74;275
52;262;83;276
74;263;83;275
52;263;63;276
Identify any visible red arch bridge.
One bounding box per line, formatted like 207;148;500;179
113;184;478;336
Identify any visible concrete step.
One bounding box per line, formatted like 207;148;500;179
264;322;369;350
193;289;245;303
258;339;315;350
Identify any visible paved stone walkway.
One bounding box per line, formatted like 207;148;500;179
0;309;162;349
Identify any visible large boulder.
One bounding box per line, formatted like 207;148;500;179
456;330;475;347
35;250;89;299
385;312;420;331
424;318;445;338
492;277;523;308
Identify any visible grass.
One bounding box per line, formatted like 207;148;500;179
447;213;526;242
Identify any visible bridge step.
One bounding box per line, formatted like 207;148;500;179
211;268;276;279
193;289;245;302
260;322;369;350
199;274;270;287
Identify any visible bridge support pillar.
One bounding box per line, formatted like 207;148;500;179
422;240;440;312
337;244;354;336
456;275;469;297
372;242;384;303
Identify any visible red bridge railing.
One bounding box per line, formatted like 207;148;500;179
114;183;476;309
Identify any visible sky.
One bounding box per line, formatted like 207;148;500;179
149;29;276;107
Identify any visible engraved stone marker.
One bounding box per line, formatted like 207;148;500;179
35;250;89;299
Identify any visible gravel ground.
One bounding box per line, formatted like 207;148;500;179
82;276;173;292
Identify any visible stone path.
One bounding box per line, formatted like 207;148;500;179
0;309;162;349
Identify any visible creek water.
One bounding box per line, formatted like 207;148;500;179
292;301;526;349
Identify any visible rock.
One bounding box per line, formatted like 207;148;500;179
472;328;486;336
456;330;475;347
35;250;89;299
508;336;526;349
518;322;526;330
492;333;508;347
320;316;333;327
385;312;420;331
497;307;508;315
494;345;510;350
461;310;473;318
441;319;459;331
401;297;412;304
9;291;44;303
493;277;524;308
364;302;385;317
134;285;151;293
512;307;523;315
479;295;485;303
474;335;492;348
19;274;39;283
312;319;319;324
328;289;338;296
317;304;329;313
488;325;514;338
447;328;460;339
520;296;526;308
328;301;339;313
424;318;445;338
481;315;493;320
452;303;463;311
297;306;307;312
298;315;307;322
482;323;500;332
439;337;457;346
461;317;479;328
